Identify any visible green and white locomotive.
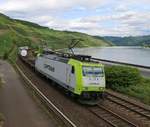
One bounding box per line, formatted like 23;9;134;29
19;46;106;104
35;50;106;104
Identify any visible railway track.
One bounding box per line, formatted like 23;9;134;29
13;61;77;127
17;57;150;127
88;104;137;127
106;91;150;125
17;57;124;127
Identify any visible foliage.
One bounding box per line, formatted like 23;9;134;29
3;52;8;60
0;113;4;122
102;36;150;46
118;78;150;105
0;74;5;88
105;65;141;90
0;76;2;87
105;65;150;105
0;12;110;62
94;36;114;46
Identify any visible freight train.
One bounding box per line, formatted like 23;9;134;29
19;47;106;105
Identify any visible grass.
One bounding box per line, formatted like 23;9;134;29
0;75;3;88
116;77;150;105
0;77;1;86
0;12;111;62
105;65;141;89
0;76;4;123
0;113;4;122
105;65;150;105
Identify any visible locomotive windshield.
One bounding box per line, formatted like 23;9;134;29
82;66;104;77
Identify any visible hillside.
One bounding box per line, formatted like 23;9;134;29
102;36;150;46
0;13;110;59
94;36;114;46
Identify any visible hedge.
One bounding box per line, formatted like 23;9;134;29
105;65;141;90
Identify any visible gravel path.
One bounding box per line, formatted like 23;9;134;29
0;60;57;127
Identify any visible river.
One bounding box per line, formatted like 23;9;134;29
74;46;150;67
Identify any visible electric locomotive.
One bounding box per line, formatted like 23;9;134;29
19;47;106;105
35;49;105;104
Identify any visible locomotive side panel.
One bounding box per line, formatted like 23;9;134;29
35;56;76;92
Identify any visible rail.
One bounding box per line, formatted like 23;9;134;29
13;61;77;127
106;91;150;120
88;105;137;127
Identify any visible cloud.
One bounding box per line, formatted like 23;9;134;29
0;0;110;13
45;11;150;36
115;5;129;12
0;0;150;36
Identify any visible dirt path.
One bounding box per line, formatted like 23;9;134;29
0;60;57;127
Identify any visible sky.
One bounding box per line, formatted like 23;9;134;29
0;0;150;36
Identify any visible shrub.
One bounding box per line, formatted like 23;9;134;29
0;113;4;122
3;52;8;60
0;76;4;88
105;65;141;90
0;77;1;87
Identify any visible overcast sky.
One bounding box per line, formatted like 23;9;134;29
0;0;150;36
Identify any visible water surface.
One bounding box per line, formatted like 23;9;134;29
74;46;150;67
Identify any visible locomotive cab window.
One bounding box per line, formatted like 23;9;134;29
71;66;75;74
82;66;104;77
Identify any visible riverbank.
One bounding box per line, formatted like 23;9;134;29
105;65;150;105
115;77;150;105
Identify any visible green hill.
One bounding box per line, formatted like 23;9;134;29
0;13;110;60
102;36;150;46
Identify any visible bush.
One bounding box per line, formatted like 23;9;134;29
0;77;1;87
0;113;4;121
0;75;4;88
3;52;8;60
105;65;141;90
